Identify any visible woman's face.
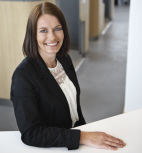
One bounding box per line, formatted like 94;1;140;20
36;14;64;56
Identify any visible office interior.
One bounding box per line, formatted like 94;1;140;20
1;0;141;132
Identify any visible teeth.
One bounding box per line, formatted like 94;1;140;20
46;42;58;46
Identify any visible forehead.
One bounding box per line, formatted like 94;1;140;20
37;14;61;28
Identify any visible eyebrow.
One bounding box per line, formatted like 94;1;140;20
38;25;62;30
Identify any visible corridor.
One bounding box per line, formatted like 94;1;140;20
76;4;129;123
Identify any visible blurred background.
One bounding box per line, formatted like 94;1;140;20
0;0;142;131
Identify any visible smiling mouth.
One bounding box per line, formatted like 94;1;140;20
45;41;59;46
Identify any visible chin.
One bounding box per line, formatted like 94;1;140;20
46;50;58;54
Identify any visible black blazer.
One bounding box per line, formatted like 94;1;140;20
10;54;86;150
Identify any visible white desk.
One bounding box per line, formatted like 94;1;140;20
1;108;142;153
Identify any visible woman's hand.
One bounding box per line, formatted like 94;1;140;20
80;131;126;150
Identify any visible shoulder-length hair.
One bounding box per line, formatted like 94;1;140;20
23;2;70;60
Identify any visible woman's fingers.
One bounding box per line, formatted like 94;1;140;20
106;134;126;145
101;144;117;150
104;140;125;148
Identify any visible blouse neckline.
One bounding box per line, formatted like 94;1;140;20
48;59;58;70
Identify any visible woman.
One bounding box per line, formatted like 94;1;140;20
11;2;126;151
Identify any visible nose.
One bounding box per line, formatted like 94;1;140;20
47;31;56;40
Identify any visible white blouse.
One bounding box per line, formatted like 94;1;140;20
48;59;79;127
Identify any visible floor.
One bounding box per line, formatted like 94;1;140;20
69;49;83;69
0;4;129;130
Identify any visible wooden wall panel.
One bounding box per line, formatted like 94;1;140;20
89;0;99;37
79;0;89;53
0;0;55;99
89;0;105;37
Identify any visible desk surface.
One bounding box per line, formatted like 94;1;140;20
0;108;142;153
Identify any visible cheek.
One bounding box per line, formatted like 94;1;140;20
37;34;45;44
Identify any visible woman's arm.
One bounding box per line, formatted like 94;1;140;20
11;68;80;150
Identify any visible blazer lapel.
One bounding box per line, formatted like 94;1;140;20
45;71;72;119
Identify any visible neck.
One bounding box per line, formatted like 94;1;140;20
39;51;57;68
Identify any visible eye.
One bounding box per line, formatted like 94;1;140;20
55;28;62;31
40;30;47;33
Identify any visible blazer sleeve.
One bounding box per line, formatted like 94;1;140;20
10;68;80;150
67;55;86;125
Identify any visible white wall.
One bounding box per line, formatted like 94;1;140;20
125;0;142;112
